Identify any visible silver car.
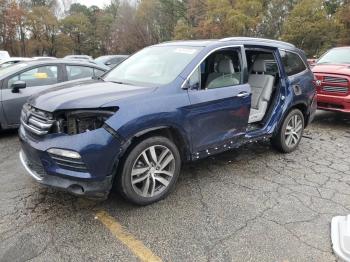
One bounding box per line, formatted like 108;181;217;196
0;59;109;130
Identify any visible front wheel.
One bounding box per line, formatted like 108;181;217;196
271;109;305;153
117;136;181;205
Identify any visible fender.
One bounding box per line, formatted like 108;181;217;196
112;124;192;165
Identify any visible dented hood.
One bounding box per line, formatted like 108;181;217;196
28;79;156;112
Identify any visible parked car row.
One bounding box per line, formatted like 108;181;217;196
0;59;109;130
0;53;129;69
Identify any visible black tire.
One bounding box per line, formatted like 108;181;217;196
117;136;181;205
271;109;305;153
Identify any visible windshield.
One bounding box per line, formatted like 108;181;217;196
0;62;28;75
317;48;350;64
104;46;202;86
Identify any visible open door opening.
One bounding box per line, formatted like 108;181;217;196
245;48;282;130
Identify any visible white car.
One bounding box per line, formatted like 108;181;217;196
0;57;32;68
32;56;57;60
0;51;10;61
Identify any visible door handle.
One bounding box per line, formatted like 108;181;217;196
293;84;302;95
236;91;250;98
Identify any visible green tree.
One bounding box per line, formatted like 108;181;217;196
60;12;90;55
259;0;299;38
282;0;340;56
1;1;26;55
336;3;350;45
324;0;342;15
26;6;58;55
137;0;186;42
69;3;90;16
191;0;263;38
105;0;119;19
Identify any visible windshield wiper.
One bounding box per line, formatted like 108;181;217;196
109;80;134;86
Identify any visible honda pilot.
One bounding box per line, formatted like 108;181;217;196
19;37;316;205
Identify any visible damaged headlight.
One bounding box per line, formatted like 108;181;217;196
54;108;118;135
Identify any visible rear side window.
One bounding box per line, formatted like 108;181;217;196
94;68;105;77
280;50;307;76
67;65;93;80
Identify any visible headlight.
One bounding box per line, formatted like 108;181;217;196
47;148;81;159
62;108;117;135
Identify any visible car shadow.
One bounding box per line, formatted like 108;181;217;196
312;110;350;128
0;128;18;139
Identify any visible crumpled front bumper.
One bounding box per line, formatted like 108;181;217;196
19;150;113;198
19;125;122;199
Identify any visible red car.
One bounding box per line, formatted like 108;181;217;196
312;47;350;113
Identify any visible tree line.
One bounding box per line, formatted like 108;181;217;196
1;0;350;58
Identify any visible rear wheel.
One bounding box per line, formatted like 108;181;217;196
271;109;304;153
117;136;181;205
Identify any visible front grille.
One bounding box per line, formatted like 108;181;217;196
21;104;55;136
322;86;349;93
49;153;87;172
324;76;348;84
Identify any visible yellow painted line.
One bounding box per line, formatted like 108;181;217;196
96;210;162;262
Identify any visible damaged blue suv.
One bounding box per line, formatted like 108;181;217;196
19;38;316;205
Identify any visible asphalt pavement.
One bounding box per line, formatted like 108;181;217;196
1;111;350;262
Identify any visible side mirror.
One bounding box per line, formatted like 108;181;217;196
11;80;26;93
182;79;200;90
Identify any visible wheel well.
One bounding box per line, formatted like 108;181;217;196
111;127;189;190
122;127;190;163
273;103;309;136
291;103;309;126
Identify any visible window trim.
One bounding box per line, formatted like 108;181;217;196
279;48;308;77
181;45;244;89
244;46;282;78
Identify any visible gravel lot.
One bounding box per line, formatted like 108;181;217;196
0;111;349;262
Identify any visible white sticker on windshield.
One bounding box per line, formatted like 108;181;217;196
174;48;197;55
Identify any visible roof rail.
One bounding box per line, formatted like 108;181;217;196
219;37;295;48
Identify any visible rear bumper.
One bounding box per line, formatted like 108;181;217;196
317;93;350;113
308;93;317;125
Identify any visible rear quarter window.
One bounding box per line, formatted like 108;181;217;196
66;65;94;80
280;50;307;76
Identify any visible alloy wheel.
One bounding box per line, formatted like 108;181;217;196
284;114;303;148
131;145;175;198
